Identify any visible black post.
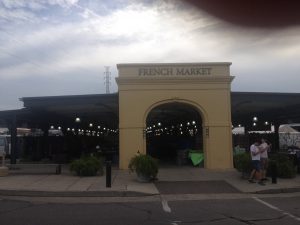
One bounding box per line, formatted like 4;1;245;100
271;162;277;184
106;161;112;188
42;125;49;159
273;122;280;152
56;164;62;175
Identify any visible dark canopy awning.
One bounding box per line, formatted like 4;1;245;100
1;92;300;130
0;93;119;130
231;92;300;126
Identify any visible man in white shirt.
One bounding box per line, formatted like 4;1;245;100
260;138;270;181
248;139;265;185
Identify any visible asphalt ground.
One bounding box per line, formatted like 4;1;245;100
0;194;299;225
155;180;241;194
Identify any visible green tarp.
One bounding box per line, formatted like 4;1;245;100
188;150;204;166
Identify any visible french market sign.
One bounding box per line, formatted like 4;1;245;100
138;67;212;76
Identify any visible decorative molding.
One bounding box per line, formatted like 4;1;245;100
117;62;232;68
116;76;235;85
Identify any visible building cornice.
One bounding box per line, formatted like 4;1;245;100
117;62;232;68
116;76;235;85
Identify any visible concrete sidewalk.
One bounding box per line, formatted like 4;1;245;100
0;166;299;197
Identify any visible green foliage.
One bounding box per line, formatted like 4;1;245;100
70;156;103;176
269;154;296;178
233;152;252;173
128;154;158;180
234;152;297;178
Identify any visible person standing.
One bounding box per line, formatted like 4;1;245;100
248;139;265;185
260;138;271;181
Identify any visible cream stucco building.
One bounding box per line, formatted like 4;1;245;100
116;62;235;170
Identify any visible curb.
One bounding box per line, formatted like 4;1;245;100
1;188;300;197
0;190;158;197
253;187;300;194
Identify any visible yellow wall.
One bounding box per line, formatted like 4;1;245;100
117;63;234;170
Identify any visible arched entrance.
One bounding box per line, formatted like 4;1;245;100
117;62;234;170
146;102;203;166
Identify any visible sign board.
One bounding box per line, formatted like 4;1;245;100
138;67;212;76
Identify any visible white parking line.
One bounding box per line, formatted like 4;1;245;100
161;198;171;213
253;197;300;222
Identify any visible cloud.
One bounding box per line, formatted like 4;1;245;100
0;0;78;9
0;7;37;22
0;0;300;110
0;0;81;24
0;2;198;77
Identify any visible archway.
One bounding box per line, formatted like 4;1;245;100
117;62;234;169
146;102;203;166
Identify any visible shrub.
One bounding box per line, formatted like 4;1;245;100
233;152;252;173
269;154;296;178
234;152;297;179
128;154;158;181
70;156;103;176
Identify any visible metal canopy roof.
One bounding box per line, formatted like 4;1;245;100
231;92;300;126
27;93;118;129
1;92;300;129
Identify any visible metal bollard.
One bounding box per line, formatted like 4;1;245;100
106;161;112;188
56;164;62;175
271;163;277;184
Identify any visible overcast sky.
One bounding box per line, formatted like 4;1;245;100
1;0;300;110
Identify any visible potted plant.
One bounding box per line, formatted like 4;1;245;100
128;154;158;182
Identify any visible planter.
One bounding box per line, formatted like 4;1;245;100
128;154;158;182
137;173;152;182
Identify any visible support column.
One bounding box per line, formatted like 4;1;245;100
273;122;280;152
10;114;17;164
119;126;144;169
205;124;233;169
41;125;49;159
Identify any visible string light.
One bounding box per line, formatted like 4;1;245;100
145;121;202;137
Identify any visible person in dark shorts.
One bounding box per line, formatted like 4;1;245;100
248;139;265;185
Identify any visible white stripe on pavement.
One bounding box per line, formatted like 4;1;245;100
161;198;171;213
170;220;182;225
253;197;300;222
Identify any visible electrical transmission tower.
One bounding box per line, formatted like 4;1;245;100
104;66;111;94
